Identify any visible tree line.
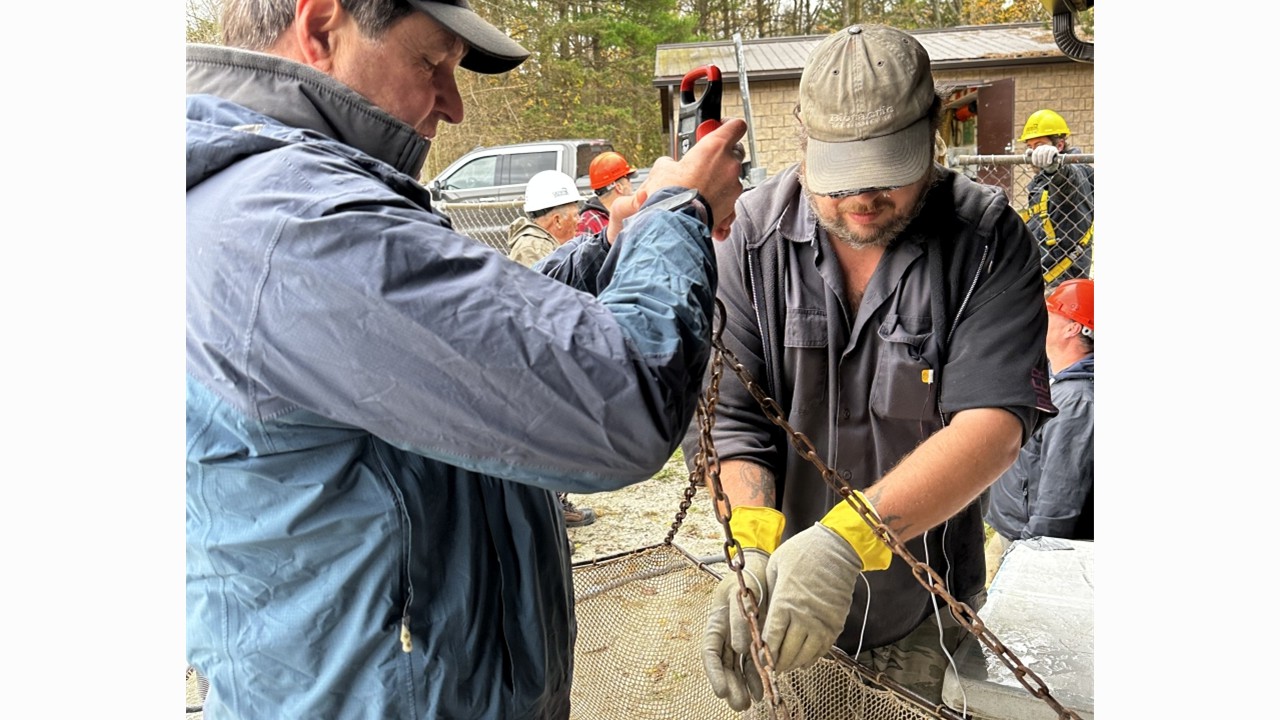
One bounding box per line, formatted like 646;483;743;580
186;0;1070;180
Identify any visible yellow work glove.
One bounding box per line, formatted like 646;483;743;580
762;492;891;673
702;506;784;711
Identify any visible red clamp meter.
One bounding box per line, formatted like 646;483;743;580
676;65;722;159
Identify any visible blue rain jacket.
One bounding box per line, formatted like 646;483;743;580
986;355;1094;541
185;45;716;719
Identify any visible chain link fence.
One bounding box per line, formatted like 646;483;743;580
435;156;1096;287
951;153;1095;289
435;199;527;254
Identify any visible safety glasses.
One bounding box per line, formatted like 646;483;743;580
817;184;906;199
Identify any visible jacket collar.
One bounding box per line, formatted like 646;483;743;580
1052;354;1095;381
508;215;556;242
756;165;814;252
186;44;430;178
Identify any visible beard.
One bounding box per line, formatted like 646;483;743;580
804;183;931;250
799;161;937;250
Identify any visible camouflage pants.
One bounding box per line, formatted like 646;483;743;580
984;532;1012;587
852;593;986;706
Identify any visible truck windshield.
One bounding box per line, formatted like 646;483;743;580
508;151;558;186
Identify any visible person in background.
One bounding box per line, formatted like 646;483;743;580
578;151;638;235
985;279;1094;580
508;170;584;269
695;23;1055;712
1019;109;1094;288
186;0;749;716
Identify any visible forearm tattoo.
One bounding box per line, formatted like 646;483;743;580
738;462;777;507
863;486;911;537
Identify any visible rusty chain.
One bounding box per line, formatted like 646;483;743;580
665;298;1081;720
664;306;790;718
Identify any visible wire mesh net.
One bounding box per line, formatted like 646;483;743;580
571;544;729;719
570;543;941;720
748;658;938;720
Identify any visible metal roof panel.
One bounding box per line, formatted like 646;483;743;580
654;23;1065;84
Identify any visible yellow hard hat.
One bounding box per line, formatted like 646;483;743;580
1019;109;1071;142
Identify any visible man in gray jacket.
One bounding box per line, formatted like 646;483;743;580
986;279;1094;576
185;1;746;718
697;24;1056;711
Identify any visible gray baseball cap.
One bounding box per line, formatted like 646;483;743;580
408;0;530;75
798;25;936;194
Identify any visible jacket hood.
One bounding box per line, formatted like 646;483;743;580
1053;354;1094;382
186;44;429;181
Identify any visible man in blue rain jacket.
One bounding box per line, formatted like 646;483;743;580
185;1;747;718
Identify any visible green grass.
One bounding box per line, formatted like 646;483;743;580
649;448;689;484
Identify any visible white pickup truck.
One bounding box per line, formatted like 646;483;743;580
426;138;647;205
425;139;648;251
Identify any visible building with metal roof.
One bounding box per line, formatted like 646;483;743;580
652;22;1093;180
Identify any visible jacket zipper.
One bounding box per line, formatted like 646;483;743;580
935;244;989;427
371;443;415;653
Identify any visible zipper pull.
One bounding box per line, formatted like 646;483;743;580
400;618;413;653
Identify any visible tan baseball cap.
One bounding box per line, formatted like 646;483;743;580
798;25;936;194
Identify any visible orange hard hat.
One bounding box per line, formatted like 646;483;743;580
588;151;636;191
1046;279;1094;334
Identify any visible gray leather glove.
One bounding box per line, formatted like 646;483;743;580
1028;144;1061;171
761;523;863;672
702;548;769;711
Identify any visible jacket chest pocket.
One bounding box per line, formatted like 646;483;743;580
870;314;937;421
784;307;827;348
781;308;829;417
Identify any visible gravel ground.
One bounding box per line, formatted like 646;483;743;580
567;448;729;562
185;450;730;718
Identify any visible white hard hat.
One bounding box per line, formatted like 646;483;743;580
523;170;584;213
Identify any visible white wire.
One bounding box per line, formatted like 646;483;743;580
923;525;968;715
740;567;766;607
851;571;873;658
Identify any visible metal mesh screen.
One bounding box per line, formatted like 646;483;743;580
746;659;937;720
571;544;940;720
186;665;208;716
571;544;733;719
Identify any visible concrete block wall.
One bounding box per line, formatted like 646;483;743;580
712;78;805;180
935;63;1094;153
